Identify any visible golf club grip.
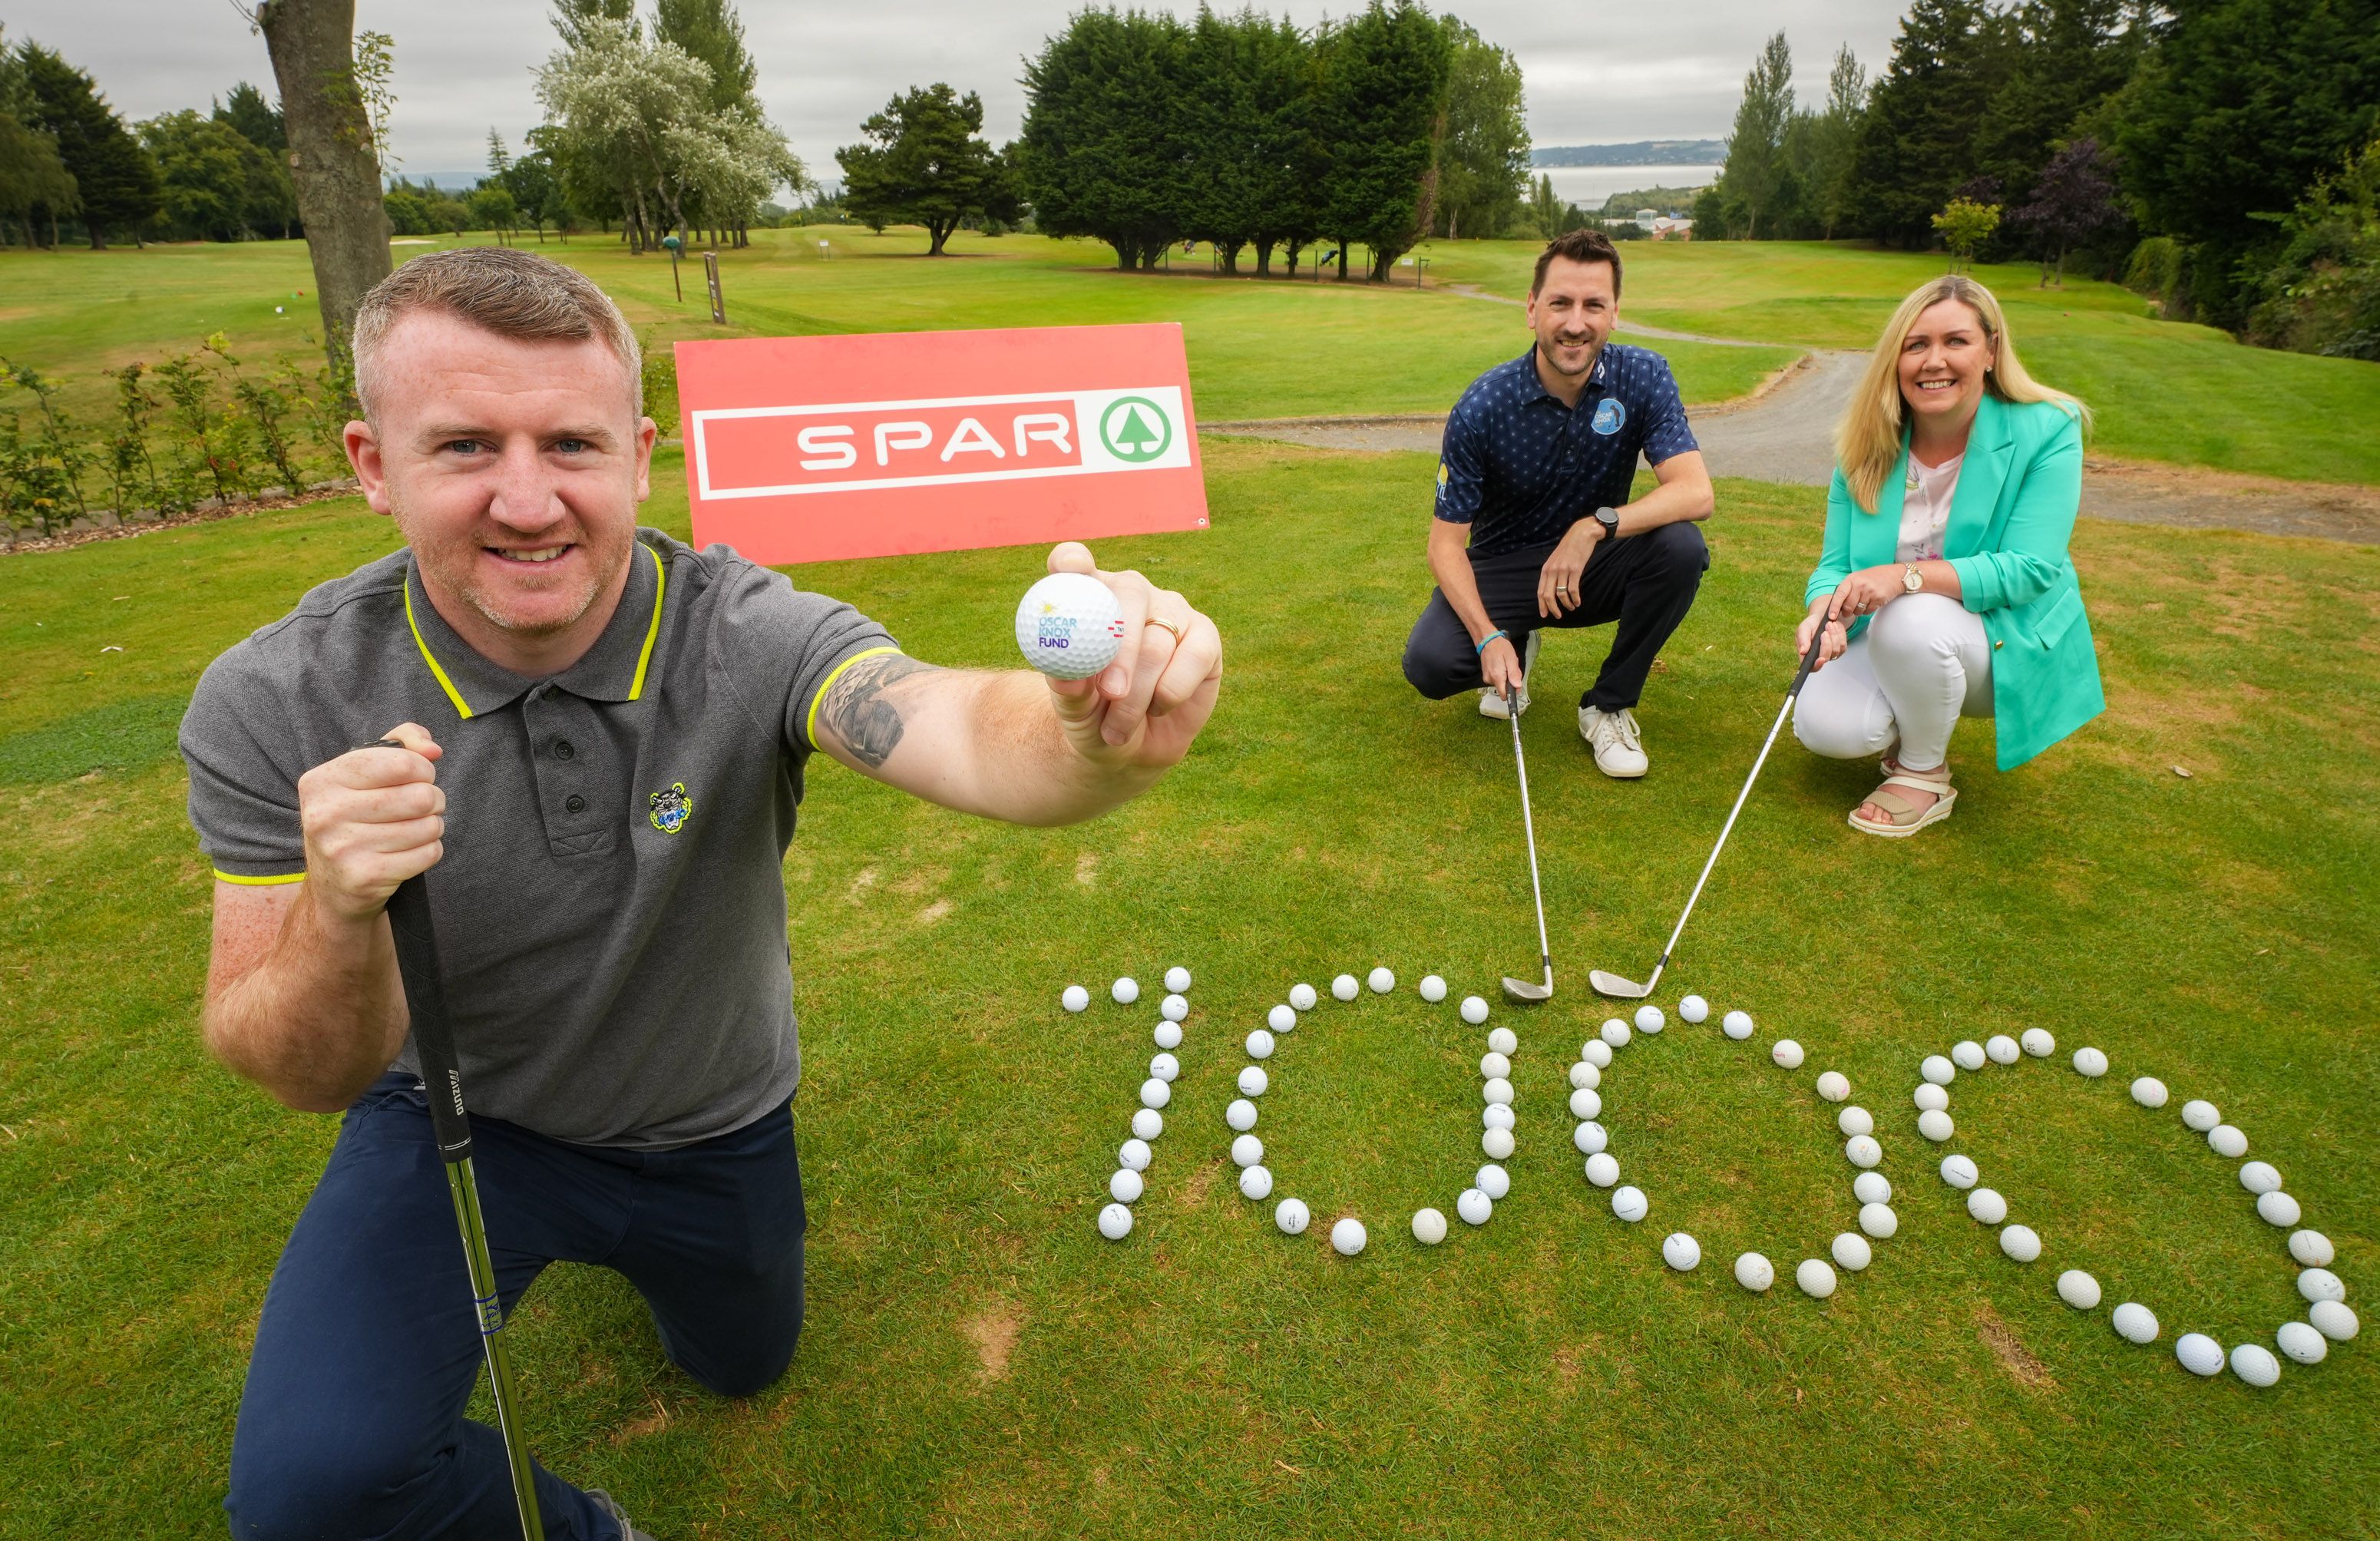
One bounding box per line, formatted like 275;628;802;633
1788;607;1835;698
385;875;473;1163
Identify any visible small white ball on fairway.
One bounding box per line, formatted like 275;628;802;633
1602;1019;1634;1050
2057;1270;2101;1310
2072;1046;2108;1078
1139;1077;1171;1110
1165;966;1192;994
1845;1135;1882;1169
1680;994;1711;1023
2130;1076;2168;1109
2112;1302;2159;1344
1476;1163;1510;1201
1612;1186;1649;1223
2230;1343;2282;1387
1275;1197;1310;1235
1461;995;1490;1026
1573;1119;1608;1155
1231;1134;1264;1169
1238;1066;1268;1097
1330;1217;1367;1256
1569;1086;1602;1122
1112;977;1139;1006
1419;974;1448;1004
1161;993;1189;1023
1153;1021;1182;1050
1110;1168;1144;1204
2000;1224;2042;1262
1571;1060;1602;1090
1967;1188;2008;1225
1635;1004;1665;1033
1723;1010;1754;1040
1239;1165;1274;1201
1919;1109;1955;1144
1664;1232;1703;1271
1482;1051;1512;1080
2180;1099;2220;1133
1735;1252;1775;1292
1268;1004;1295;1033
2276;1321;2329;1365
1487;1027;1518;1056
1859;1202;1899;1240
1245;1030;1275;1061
1833;1232;1873;1271
1331;974;1359;1001
1119;1138;1152;1172
1098;1202;1133;1240
1457;1189;1493;1226
1150;1051;1179;1083
1838;1106;1875;1138
1952;1040;1986;1072
2309;1300;2359;1342
1772;1039;1805;1070
1226;1098;1258;1133
1985;1034;2020;1065
1483;1076;1515;1108
1289;982;1317;1011
1922;1055;1956;1086
2175;1333;2225;1377
1914;1083;1949;1113
1132;1108;1164;1141
1369;967;1395;994
1853;1172;1892;1206
1584;1152;1620;1188
2259;1199;2305;1241
1816;1072;1850;1103
1484;1104;1516;1132
1413;1206;1448;1244
1483;1126;1516;1161
2208;1124;2247;1159
1582;1040;1613;1068
1797;1259;1838;1299
2239;1161;2281;1195
1940;1154;1979;1189
2298;1268;2345;1305
2021;1027;2055;1058
1062;984;1090;1014
2289;1231;2335;1268
1017;573;1124;678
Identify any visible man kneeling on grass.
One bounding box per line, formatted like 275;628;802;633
1400;228;1714;777
182;247;1221;1539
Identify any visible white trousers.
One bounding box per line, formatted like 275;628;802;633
1793;593;1993;771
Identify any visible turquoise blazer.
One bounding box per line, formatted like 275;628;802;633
1803;393;2104;771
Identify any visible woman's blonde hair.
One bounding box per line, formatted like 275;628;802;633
1832;274;2090;513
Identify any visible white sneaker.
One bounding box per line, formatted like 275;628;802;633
1579;705;1648;778
1477;631;1542;719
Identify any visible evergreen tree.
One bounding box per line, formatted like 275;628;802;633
1019;9;1191;270
654;0;758;112
1810;45;1867;240
18;42;161;247
1527;171;1565;240
1846;0;2016;248
1972;0;2141;219
1714;32;1795;239
213;81;286;154
0;111;78;246
837;83;1020;256
1433;18;1527;240
550;0;637;50
1238;10;1321;274
1312;0;1453;280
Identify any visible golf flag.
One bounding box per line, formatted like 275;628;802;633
675;323;1208;565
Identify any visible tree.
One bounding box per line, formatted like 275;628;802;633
1019;9;1191;270
1528;171;1565;239
468;182;520;241
1847;0;2017;248
1433;18;1527;240
17;43;161;248
836;84;1018;256
1313;0;1453;280
213;81;286;152
1809;45;1866;240
0;111;78;247
500;144;567;240
140;111;253;240
2243;136;2380;359
550;0;636;50
1932;197;2001;269
2011;135;2123;283
655;0;765;245
1970;0;2141;218
1714;32;1795;239
253;0;393;372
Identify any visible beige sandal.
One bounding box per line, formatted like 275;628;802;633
1849;756;1956;838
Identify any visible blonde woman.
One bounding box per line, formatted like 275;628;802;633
1792;274;2104;835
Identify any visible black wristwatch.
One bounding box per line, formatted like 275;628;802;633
1592;505;1620;537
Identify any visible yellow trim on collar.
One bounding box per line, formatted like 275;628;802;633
627;544;665;701
805;646;901;752
213;868;306;886
403;580;475;720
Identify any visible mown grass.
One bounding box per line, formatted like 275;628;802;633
2;435;2375;1536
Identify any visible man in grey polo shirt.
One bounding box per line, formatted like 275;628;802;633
182;248;1221;1540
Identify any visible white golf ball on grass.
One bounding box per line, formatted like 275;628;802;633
1772;1039;1805;1070
2297;1268;2345;1305
1016;573;1124;680
1245;1030;1275;1060
2309;1300;2358;1342
2057;1270;2101;1310
1939;1154;1978;1189
1332;974;1359;1001
1275;1197;1310;1235
2175;1332;2225;1377
1952;1040;1986;1072
1837;1106;1874;1138
1483;1126;1516;1161
1419;974;1448;1004
1112;977;1139;1006
1289;983;1317;1012
2180;1099;2220;1133
1816;1071;1850;1103
1832;1233;1873;1271
1062;984;1090;1013
1967;1188;2008;1225
1985;1034;2020;1065
1573;1120;1608;1156
1149;1052;1178;1083
1330;1217;1367;1256
2256;1191;2302;1229
1461;995;1490;1025
1487;1027;1518;1056
1635;1005;1665;1033
1268;1004;1295;1033
2111;1301;2159;1344
2276;1321;2329;1364
1483;1076;1515;1107
1457;1189;1493;1227
1844;1135;1882;1169
1735;1252;1775;1292
1914;1083;1949;1113
1797;1259;1838;1299
2130;1076;2168;1109
1482;1051;1512;1080
1476;1163;1509;1200
1853;1172;1892;1206
1226;1098;1258;1133
1859;1203;1899;1239
2021;1027;2055;1058
1584;1152;1619;1188
1119;1138;1152;1172
1484;1104;1516;1133
1922;1055;1956;1086
2000;1224;2042;1262
1919;1109;1955;1144
1165;966;1192;994
2289;1231;2335;1268
1231;1134;1264;1169
1571;1061;1601;1091
1132;1108;1164;1142
2072;1047;2108;1078
1110;1169;1144;1204
1238;1066;1268;1097
1139;1078;1171;1110
1582;1040;1613;1069
1098;1202;1133;1240
1664;1232;1702;1271
2208;1124;2248;1159
1679;994;1710;1023
1369;967;1396;994
2230;1343;2282;1387
1162;993;1190;1022
1570;1086;1602;1121
1602;1019;1633;1050
2238;1161;2281;1195
1723;1010;1754;1040
1413;1207;1448;1245
1153;1021;1182;1050
1239;1165;1274;1201
1611;1186;1648;1223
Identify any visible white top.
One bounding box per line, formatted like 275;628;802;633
1898;451;1963;563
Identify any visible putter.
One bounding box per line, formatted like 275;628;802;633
385;874;547;1541
1499;682;1555;1002
1591;613;1836;1000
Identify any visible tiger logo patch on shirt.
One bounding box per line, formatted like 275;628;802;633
648;782;694;835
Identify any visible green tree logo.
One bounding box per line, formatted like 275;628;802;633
1099;396;1172;462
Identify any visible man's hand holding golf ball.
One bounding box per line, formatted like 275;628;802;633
1026;541;1221;771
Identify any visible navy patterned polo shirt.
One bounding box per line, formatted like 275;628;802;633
1433;343;1700;559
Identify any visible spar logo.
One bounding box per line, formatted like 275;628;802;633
693;387;1192;501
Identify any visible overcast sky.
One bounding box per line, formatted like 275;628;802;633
12;0;1912;185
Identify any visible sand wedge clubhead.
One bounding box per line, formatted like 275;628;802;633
1498;684;1555;1003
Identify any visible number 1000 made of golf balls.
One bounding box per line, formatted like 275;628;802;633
1016;573;1125;680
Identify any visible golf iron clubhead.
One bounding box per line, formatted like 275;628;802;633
1588;967;1656;999
1499;682;1555;1002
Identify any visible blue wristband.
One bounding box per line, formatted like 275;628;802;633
1475;629;1508;656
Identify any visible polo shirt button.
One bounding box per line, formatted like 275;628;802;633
565;794;587;814
555;739;576;761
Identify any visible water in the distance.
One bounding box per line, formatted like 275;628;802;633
1532;164;1719;212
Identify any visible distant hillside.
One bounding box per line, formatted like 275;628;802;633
1532;141;1724;167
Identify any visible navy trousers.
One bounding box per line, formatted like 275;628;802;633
225;1073;806;1539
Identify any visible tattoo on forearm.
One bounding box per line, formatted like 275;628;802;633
820;653;936;768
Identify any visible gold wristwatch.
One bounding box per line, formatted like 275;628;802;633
1901;562;1924;594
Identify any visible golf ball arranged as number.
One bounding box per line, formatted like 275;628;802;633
2072;1047;2109;1078
1833;1233;1873;1271
1413;1207;1449;1245
1816;1071;1850;1103
2175;1333;2225;1377
1154;1021;1182;1050
1570;1086;1602;1121
1574;1120;1608;1156
2297;1268;2345;1305
1483;1077;1515;1108
2000;1224;2042;1262
1290;983;1318;1012
1664;1232;1703;1271
1165;966;1192;994
1139;1077;1171;1110
2111;1302;2159;1344
1483;1126;1516;1161
1457;1188;1494;1226
1119;1137;1152;1172
1482;1052;1512;1080
2289;1231;2335;1268
1585;1152;1620;1188
2208;1124;2248;1159
1858;1202;1899;1239
1940;1153;1978;1189
1063;984;1090;1013
1723;1010;1755;1040
1922;1055;1956;1086
1112;977;1139;1006
1132;1108;1164;1141
1797;1259;1838;1299
1110;1168;1144;1204
1231;1134;1264;1169
1238;1066;1268;1097
1967;1188;2008;1225
1268;1004;1295;1033
1919;1109;1955;1143
1161;993;1189;1022
1485;1104;1516;1132
1602;1019;1633;1050
1476;1163;1510;1200
1461;996;1490;1025
1150;1052;1179;1083
1488;1027;1518;1056
1838;1106;1875;1138
1331;1217;1368;1256
1951;1040;1987;1072
1098;1202;1133;1240
1735;1252;1776;1292
1635;1005;1665;1033
2130;1076;2168;1109
2057;1269;2102;1310
2309;1300;2358;1342
1239;1164;1274;1201
2180;1099;2220;1132
1369;967;1396;994
1226;1098;1258;1133
1611;1186;1648;1223
2240;1161;2282;1195
1773;1039;1805;1070
1571;1060;1601;1090
2021;1027;2055;1058
1679;994;1711;1023
1914;1083;1949;1113
1853;1172;1892;1206
1016;573;1125;680
1985;1034;2020;1065
1419;974;1449;1004
2276;1321;2329;1365
2231;1343;2282;1388
1582;1040;1613;1068
1331;974;1359;1001
1275;1197;1311;1235
1245;1030;1275;1060
1844;1135;1882;1169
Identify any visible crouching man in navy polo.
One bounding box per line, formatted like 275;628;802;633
1401;227;1714;777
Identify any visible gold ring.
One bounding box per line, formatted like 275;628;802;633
1144;616;1185;644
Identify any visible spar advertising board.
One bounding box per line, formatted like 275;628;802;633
675;323;1208;565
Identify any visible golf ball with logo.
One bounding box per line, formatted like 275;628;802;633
1226;1098;1258;1133
1239;1164;1274;1201
2130;1076;2168;1109
1773;1039;1805;1070
1413;1207;1449;1244
1275;1197;1310;1235
1985;1034;2020;1065
1462;996;1490;1025
1723;1010;1754;1039
1488;1027;1518;1056
1679;994;1710;1023
2180;1100;2220;1132
2297;1268;2345;1305
1853;1172;1892;1205
1238;1066;1268;1097
2112;1302;2158;1344
2276;1321;2328;1364
1476;1163;1510;1200
1816;1072;1850;1103
1845;1136;1882;1169
1574;1120;1608;1156
1015;572;1124;680
1149;1052;1178;1083
2290;1231;2335;1268
1290;983;1317;1011
1457;1189;1493;1226
1952;1040;1986;1072
1098;1202;1133;1239
1635;1005;1665;1033
1940;1154;1978;1189
1165;966;1192;993
1245;1030;1274;1060
1231;1134;1264;1168
1369;967;1395;994
1330;1217;1367;1255
1419;974;1448;1003
2021;1028;2055;1057
1268;1004;1294;1033
1602;1018;1633;1049
1332;974;1359;1001
1611;1186;1648;1223
1132;1108;1163;1141
2175;1333;2224;1377
2240;1161;2281;1195
1485;1104;1516;1132
1062;985;1090;1013
1119;1138;1152;1172
1111;977;1139;1006
2073;1047;2109;1078
1153;1021;1182;1050
1571;1060;1601;1090
1161;993;1189;1022
1664;1232;1703;1271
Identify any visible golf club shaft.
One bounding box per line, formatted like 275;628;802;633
387;876;547;1541
1508;687;1552;984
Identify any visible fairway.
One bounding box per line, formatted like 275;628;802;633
3;430;2376;1534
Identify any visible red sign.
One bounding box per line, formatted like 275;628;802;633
675;323;1208;565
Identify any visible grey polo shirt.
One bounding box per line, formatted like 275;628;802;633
180;527;895;1149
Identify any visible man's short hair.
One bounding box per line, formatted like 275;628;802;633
350;246;643;422
1531;228;1624;300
